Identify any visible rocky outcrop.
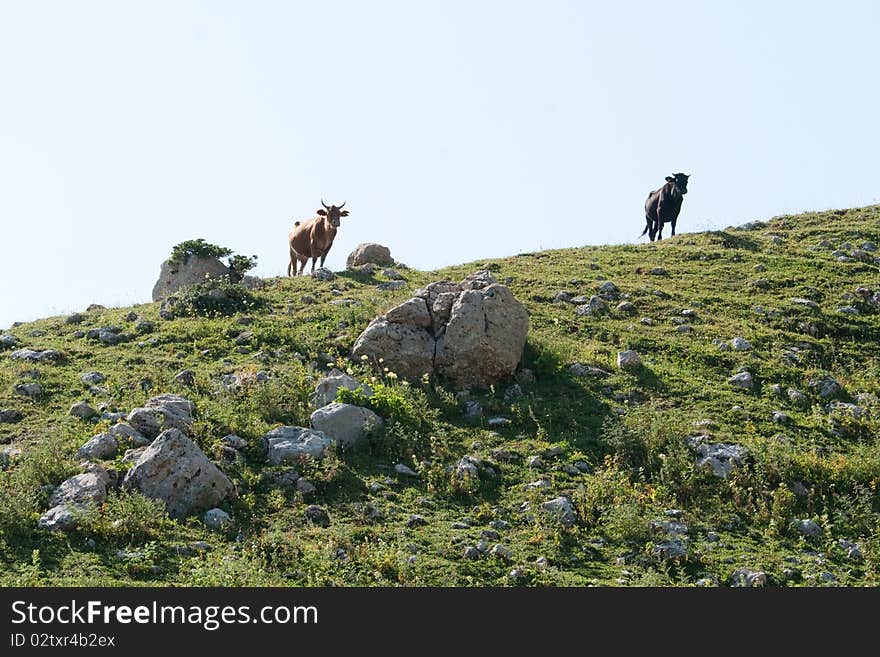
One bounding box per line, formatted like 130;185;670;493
311;369;373;407
351;271;529;388
122;428;234;518
151;255;233;302
346;243;394;269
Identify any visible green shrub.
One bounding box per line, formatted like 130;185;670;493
168;239;257;282
172;278;266;318
81;490;174;545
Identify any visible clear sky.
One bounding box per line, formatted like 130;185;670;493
1;1;878;329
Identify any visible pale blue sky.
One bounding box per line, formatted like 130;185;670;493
1;1;878;328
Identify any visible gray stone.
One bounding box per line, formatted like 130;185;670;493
790;298;820;309
81;371;106;385
527;455;544;469
650;267;667;275
384;298;431;328
304;505;330;527
567;363;611;378
126;394;194;439
810;375;843;399
730;337;752;351
617;350;642;370
394;463;418;477
69;401;98;419
0;409;23;424
377;280;406;291
525;479;551;490
108;423;150;447
203;508;231;530
727;371;754;390
309;402;383;449
0;334;19;348
152;255;233;301
222;434;247;450
346;243;394;269
490;544;512;560
407;514;428;528
687;436;748;478
261;426;334;464
39;471;109;531
383;268;403;280
9;348;63;363
296;478;316;495
554;291;573;303
122;447;148;464
312;267;335;281
772;411;790;424
787;388;810;408
792;518;822;538
730;569;767;587
174;369;196;387
541;496;576;528
77;433;118;460
38;505;80;531
487;417;511;427
616;301;635;313
653;539;688;560
123;428;234;517
351;318;435;381
675;324;693;333
14;382;42;398
454;456;481;481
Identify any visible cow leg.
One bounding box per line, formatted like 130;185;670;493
310;256;319;273
657;220;664;241
648;215;657;242
297;256;307;276
319;253;328;268
671;218;677;237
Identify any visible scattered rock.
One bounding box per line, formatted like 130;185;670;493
80;371;106;385
407;514;428;528
0;334;18;349
311;368;374;408
203;508;232;530
616;301;635;313
304;505;330;527
617;350;642;370
567;363;611;378
260;426;334;464
730;569;767;587
123;428;234;518
771;411;790;424
787;388;810;408
38;472;108;531
346;243;394;269
790;298;820;309
650;267;666;275
173;369;196;387
487;417;511;427
394;463;418;477
687;436;748;478
792;518;822;538
809;375;843;399
126;394;194;439
727;371;754;390
312;267;335;281
152;254;233;301
0;409;24;423
309;402;383;449
730;337;752;351
76;433;118;460
108;423;150;447
653;539;688;560
14;382;42;398
9;348;63;363
69;401;98;420
490;544;512;560
541;496;576;528
296;478;316;495
352;271;528;388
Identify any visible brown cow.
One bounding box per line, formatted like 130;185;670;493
288;200;350;276
642;173;689;241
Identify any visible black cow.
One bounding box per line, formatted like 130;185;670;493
642;173;689;241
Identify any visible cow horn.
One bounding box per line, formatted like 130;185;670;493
338;201;346;209
321;199;329;209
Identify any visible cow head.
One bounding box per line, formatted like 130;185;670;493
317;200;350;227
665;173;689;195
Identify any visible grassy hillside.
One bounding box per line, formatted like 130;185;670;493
1;205;879;587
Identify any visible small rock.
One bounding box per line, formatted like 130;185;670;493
617;350;642;370
727;371;754;390
463;546;481;560
487;417;511;427
76;433;118;460
730;569;767;587
296;478;316;495
541;496;576;528
69;401;98;420
407;514;428;528
730;337;752;351
174;369;196;387
395;463;418;477
792;518;822;538
490;544;512;560
203;508;231;530
304;505;330;527
80;371;106;385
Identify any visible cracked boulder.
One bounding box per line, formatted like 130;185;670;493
122;428;233;518
351;270;529;388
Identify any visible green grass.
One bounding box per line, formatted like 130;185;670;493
1;205;879;587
